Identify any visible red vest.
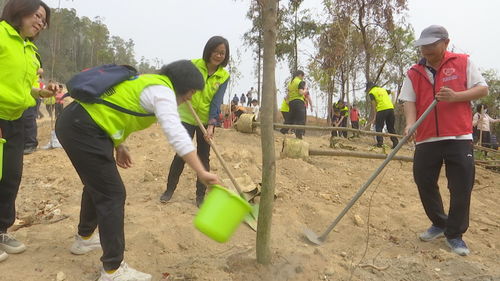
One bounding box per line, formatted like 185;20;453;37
407;51;471;142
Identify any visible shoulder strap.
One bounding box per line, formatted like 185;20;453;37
97;99;155;117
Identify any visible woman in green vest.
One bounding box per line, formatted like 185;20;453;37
160;36;230;207
55;60;219;281
366;81;399;148
0;0;56;263
286;70;307;139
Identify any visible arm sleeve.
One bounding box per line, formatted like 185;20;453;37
208;78;229;125
467;58;488;89
369;93;375;101
139;85;195;157
399;74;417;102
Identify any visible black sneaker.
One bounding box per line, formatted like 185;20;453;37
446;238;470;256
23;146;36;155
159;191;173;204
419;225;445;242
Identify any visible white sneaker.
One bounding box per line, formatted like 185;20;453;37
0;249;8;262
70;232;101;255
98;262;152;281
0;232;26;254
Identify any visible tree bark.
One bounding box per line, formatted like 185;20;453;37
256;0;278;265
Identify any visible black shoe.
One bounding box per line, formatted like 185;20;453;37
196;196;204;208
376;143;383;148
392;142;398;149
159;191;173;203
23;147;36;155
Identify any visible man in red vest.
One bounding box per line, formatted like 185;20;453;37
400;25;488;256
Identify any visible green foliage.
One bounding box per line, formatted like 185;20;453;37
477;69;500;139
0;5;155;84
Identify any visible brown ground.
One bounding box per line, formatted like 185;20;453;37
1;114;499;281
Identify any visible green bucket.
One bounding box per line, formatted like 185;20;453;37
194;184;252;243
0;138;5;181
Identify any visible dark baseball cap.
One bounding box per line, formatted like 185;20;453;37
414;25;449;47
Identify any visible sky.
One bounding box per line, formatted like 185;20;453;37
42;0;499;115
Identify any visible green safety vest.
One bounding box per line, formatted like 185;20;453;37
280;99;290;112
287;76;304;102
369;86;394;112
0;21;39;120
334;103;349;117
81;74;172;146
178;58;230;125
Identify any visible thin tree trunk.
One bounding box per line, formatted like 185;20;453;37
256;0;278;265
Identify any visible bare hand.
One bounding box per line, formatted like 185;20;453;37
39;88;56;98
404;124;416;142
197;171;219;186
115;145;132;168
45;83;58;95
205;125;215;141
435;86;458;102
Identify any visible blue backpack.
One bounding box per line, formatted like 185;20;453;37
67;64;154;117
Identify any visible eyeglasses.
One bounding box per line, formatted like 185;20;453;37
33;12;47;28
212;51;226;57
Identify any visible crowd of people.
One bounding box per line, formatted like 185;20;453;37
0;0;496;280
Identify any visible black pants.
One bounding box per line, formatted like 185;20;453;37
338;117;348;138
351;121;359;137
375;109;398;147
0;118;24;232
288;99;306;139
22;105;39;149
55;102;125;270
35;98;44;118
413;140;475;239
165;122;210;199
280;111;291;134
477;131;491;148
55;103;64;120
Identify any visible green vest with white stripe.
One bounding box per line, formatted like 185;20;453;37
81;74;173;146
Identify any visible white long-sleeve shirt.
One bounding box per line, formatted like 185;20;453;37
139;85;195;157
473;112;499;132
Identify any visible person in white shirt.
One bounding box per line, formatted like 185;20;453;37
473;104;499;148
55;60;219;281
250;99;260;120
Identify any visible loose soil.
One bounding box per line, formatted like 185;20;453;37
1;115;499;281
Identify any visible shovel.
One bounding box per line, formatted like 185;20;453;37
187;102;258;231
305;99;438;245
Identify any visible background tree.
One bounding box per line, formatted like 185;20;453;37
478;69;500;140
243;1;264;102
0;5;156;84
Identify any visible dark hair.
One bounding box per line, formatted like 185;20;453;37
293;70;305;77
365;81;376;92
159;60;204;96
476;104;487;112
1;0;51;39
202;36;230;67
